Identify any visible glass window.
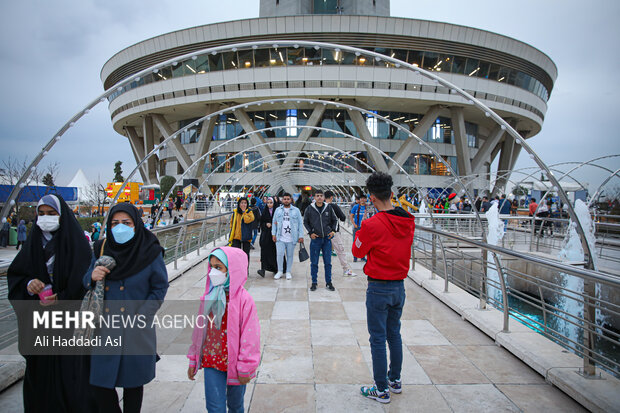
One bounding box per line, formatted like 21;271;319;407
286;109;298;136
497;67;510;83
391;49;408;65
208;53;223;71
366;111;378;138
303;47;321;66
451;56;466;74
465;58;480;76
181;59;197;75
407;51;423;67
356;52;370;66
254;49;269;67
341;51;356;65
507;69;518;85
270;48;286;66
314;0;338;14
287;47;304;65
488;64;501;81
172;62;184;78
195;55;209;73
477;61;490;78
222;51;237;70
422;52;439;71
322;48;342;65
238;50;254;69
434;55;452;73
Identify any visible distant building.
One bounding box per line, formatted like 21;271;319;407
101;0;556;195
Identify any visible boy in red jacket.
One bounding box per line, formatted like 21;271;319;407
353;172;415;404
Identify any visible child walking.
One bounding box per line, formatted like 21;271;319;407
187;247;261;412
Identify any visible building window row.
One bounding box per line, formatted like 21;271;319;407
177;109;478;148
110;80;545;121
199;150;458;177
108;46;550;103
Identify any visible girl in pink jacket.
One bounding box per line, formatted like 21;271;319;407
187;247;260;412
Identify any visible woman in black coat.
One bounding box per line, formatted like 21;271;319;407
257;197;284;277
8;194;94;412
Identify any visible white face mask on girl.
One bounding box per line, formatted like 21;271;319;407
208;268;228;286
37;215;60;232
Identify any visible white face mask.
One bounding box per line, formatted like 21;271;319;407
37;215;60;232
208;268;228;286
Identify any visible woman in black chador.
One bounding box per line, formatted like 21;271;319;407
8;194;94;412
257;197;283;277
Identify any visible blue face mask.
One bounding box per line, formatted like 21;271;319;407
112;223;135;244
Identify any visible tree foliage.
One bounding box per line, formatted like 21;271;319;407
160;176;176;200
113;161;124;182
42;173;55;186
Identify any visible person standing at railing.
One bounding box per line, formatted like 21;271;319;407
227;198;255;261
529;198;539;234
353;172;415;404
499;194;512;230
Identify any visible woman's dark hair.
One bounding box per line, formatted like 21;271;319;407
250;197;257;206
366;172;393;201
237;197;249;213
324;190;334;199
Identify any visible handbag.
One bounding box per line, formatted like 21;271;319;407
298;242;309;262
74;240;107;341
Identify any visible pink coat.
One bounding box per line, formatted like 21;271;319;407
187;247;261;384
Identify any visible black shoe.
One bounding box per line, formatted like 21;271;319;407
326;283;335;291
310;283;317;291
250;244;255;250
257;269;265;278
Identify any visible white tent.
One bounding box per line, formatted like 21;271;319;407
67;169;91;202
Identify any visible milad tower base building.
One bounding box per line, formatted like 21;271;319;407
101;0;556;197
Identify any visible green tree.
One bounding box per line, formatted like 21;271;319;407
512;185;528;196
113;161;124;182
42;173;55;186
160;176;176;199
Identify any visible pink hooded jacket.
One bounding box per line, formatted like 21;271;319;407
187;247;260;384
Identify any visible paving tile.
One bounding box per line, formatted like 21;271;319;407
384;385;452;412
351;320;371;346
311;320;357;346
338;287;367;301
276;287;308;301
255;301;274;320
459;345;545;384
316;384;384;413
360;345;432;385
266;320;311;347
308;286;342;302
313;346;372;384
496;384;588;412
436;384;520;412
309;301;348;320
343;301;367;321
153;355;193;382
271;301;309;320
401;320;452;346
410;345;489;384
142;381;195;412
250;384;316;412
432;316;495;345
247;286;278;301
257;346;315;384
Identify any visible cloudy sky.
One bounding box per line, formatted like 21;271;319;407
1;0;618;193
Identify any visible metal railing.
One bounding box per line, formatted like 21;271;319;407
151;211;232;269
413;222;620;378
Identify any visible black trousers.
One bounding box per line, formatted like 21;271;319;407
92;385;143;413
231;239;251;261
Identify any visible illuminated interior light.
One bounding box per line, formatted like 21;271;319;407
279;51;284;63
245;61;251;67
254;115;264;120
186;64;196;73
498;76;505;82
231;61;236;67
359;57;366;63
270;59;276;64
468;67;480;76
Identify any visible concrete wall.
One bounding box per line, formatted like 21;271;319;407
259;0;389;17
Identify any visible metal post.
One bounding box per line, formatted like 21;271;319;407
529;216;535;252
582;279;597;376
173;226;185;270
480;250;488;310
431;234;437;280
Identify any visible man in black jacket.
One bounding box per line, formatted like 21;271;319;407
303;190;338;291
325;191;356;277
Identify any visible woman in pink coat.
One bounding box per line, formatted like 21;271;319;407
187;246;260;412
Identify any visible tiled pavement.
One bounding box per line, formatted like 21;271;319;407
0;235;586;412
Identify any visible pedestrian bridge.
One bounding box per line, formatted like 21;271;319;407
2;218;617;412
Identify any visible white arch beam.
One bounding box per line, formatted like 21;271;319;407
152;113;193;172
142;115;157;184
125;126;148;182
193;104;218;179
451;106;473;178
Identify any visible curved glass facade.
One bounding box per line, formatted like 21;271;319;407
108;46;550;103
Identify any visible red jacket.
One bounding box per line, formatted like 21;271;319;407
352;207;415;280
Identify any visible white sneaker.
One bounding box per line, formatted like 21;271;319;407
344;269;357;277
285;272;292;280
274;272;283;280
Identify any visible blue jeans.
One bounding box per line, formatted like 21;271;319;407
251;229;258;245
366;280;405;391
276;241;295;273
310;237;332;284
203;368;246;413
